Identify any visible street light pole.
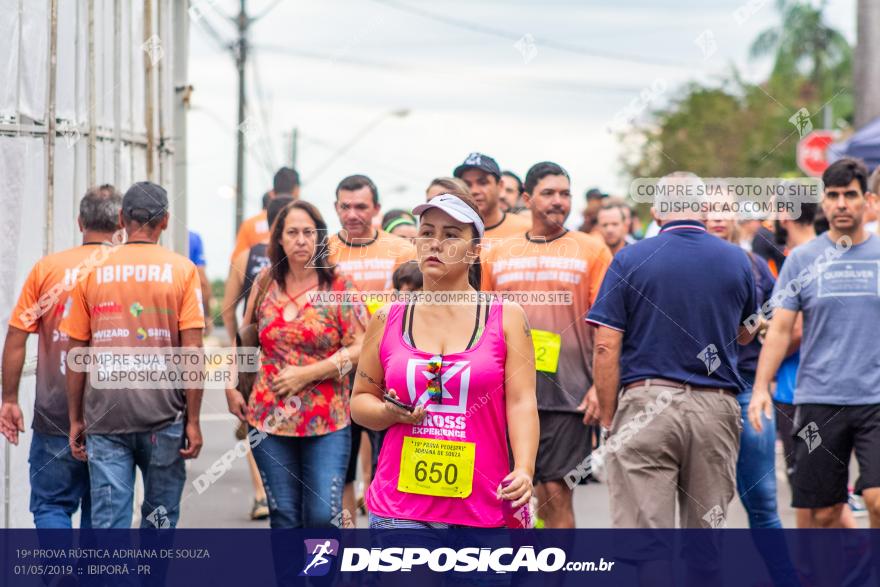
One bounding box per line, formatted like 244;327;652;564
305;109;410;184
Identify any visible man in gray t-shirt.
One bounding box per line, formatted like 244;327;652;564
771;232;880;404
749;158;880;534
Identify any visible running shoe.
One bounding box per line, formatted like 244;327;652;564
849;488;868;518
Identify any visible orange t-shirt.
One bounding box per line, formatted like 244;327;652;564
60;243;205;433
481;212;531;253
231;210;270;260
9;244;113;435
482;230;611;412
327;230;416;295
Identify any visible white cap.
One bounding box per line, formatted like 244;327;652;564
412;193;485;238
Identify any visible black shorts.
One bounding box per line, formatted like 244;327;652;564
534;410;590;484
345;420;365;484
345;423;385;484
774;401;797;486
790;403;880;508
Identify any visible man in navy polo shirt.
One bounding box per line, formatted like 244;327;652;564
587;172;756;539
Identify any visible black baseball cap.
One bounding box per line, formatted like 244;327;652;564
586;188;608;200
453;152;501;180
122;181;168;223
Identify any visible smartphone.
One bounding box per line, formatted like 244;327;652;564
383;393;414;412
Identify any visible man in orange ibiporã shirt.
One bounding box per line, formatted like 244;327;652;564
62;181;205;529
2;185;123;528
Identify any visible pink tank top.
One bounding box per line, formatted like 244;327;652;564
365;298;509;527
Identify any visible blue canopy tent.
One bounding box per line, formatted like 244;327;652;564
828;116;880;172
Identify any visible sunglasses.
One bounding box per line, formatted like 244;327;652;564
425;354;443;404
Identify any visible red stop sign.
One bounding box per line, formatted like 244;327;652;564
797;130;836;177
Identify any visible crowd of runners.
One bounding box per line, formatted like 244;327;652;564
4;152;880;551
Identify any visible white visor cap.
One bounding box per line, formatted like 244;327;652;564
412;193;485;239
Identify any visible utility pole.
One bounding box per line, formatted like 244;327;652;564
234;0;249;234
855;0;880;129
194;0;283;234
172;0;190;257
290;127;298;169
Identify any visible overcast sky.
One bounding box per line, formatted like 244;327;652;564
186;0;857;278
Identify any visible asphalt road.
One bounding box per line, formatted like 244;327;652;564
178;401;870;529
174;335;870;529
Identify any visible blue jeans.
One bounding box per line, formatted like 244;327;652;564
29;431;91;528
736;387;781;528
251;426;350;528
738;379;801;587
86;420;186;528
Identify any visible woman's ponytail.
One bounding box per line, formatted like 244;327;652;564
468;252;482;291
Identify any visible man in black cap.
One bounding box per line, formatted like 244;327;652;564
62;181;206;528
231;167;300;260
578;188;607;234
454;153;530;251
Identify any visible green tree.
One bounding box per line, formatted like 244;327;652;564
210;278;226;327
750;0;851;101
621;1;853;182
620;76;799;179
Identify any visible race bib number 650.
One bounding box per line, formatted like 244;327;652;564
397;437;475;498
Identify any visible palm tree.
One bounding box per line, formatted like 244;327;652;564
750;0;851;99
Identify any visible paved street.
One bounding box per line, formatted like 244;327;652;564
179;400;871;529
174;332;872;529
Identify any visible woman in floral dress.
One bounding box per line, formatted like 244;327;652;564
226;200;366;528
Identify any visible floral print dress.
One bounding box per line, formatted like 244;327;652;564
247;275;365;436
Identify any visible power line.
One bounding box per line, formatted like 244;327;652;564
191;9;234;53
251;0;285;21
198;0;233;22
305;110;409;184
296;130;430;186
189;106;276;177
248;52;280;172
253;43;647;95
367;0;687;68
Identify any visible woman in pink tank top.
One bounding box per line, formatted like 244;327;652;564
351;192;539;528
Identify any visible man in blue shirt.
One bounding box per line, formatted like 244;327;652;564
188;230;212;332
750;158;880;531
587;172;756;567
